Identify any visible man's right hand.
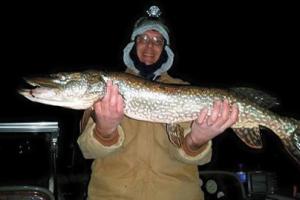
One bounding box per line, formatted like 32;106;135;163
93;80;124;138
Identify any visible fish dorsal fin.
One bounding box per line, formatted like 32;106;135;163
230;87;280;109
232;127;263;149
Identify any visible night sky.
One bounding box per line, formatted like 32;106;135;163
1;1;299;195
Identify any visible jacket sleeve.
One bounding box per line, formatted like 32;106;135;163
77;109;125;159
168;122;212;165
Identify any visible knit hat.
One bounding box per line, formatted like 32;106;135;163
123;5;174;79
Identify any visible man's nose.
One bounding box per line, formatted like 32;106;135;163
146;41;154;47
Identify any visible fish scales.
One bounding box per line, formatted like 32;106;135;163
104;72;233;123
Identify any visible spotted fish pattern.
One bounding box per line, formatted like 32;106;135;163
19;70;300;164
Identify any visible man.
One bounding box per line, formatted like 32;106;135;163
78;6;239;200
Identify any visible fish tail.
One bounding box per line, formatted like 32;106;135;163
279;120;300;165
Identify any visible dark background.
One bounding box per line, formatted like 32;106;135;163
0;1;299;198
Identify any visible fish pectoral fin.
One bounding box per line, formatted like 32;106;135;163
166;123;184;148
232;127;263;149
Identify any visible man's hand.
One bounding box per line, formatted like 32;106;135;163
93;80;124;138
186;99;239;151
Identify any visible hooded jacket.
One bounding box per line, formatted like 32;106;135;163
78;6;212;199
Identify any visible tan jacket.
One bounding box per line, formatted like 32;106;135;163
77;72;212;200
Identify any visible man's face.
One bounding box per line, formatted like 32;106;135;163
136;30;164;65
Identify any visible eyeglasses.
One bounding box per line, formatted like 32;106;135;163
136;34;164;47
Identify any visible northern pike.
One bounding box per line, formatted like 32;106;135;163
18;70;300;164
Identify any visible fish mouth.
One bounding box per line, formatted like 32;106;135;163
18;86;56;99
18;76;61;99
18;88;35;98
23;76;62;88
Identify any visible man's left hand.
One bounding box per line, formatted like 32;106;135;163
186;99;239;151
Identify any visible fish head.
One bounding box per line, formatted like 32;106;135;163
18;70;106;110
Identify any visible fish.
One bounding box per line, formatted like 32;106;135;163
18;70;300;164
